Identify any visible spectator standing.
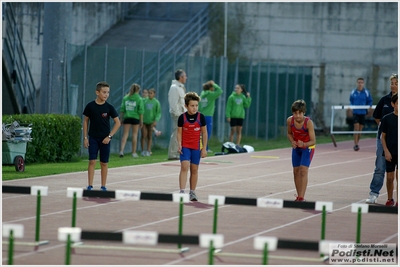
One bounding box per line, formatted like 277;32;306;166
366;74;398;204
380;92;398;206
119;83;144;158
349;77;373;151
199;80;223;152
225;84;251;145
141;88;162;156
168;69;187;160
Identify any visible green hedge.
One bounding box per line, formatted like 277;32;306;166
2;114;81;163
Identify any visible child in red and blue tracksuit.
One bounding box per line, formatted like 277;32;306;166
177;92;207;201
286;99;316;202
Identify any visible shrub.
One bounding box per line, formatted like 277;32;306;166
2;114;81;163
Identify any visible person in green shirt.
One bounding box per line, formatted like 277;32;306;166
225;84;252;145
119;83;144;158
141;88;162;156
199;80;223;152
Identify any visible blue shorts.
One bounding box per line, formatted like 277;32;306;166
180;147;201;165
292;147;315;167
88;137;111;163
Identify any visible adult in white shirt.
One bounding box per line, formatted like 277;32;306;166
168;69;187;160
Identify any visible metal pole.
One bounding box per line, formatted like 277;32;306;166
24;61;28;111
141;49;145;86
178;197;184;249
8;229;14;265
48;58;53;113
35;190;41;242
294;66;299;101
265;63;270;141
255;62;261;138
65;234;71;265
274;64;279;138
213;199;219;234
80;43;88;156
121;47;127;142
224;2;227;58
62;39;67;114
208;240;215;265
262;242;268;265
157;50;160;90
104;44;108;81
356;207;362;243
320;205;326;258
284;65;290;125
72;192;77;227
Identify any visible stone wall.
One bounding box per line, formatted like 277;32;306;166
233;2;397;128
8;2;136;88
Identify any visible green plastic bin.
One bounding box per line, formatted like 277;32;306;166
2;140;27;172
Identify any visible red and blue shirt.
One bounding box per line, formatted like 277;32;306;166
178;112;206;150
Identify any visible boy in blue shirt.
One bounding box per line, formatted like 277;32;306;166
349;77;372;151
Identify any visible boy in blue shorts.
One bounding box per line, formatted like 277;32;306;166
83;81;121;191
286;99;316;201
177;92;208;201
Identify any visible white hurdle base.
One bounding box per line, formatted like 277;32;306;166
2;240;50;246
214;251;326;262
71;242;190;254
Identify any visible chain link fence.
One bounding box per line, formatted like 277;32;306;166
65;43;312;154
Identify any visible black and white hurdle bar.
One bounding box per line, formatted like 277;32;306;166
67;187;192;251
2;185;50;247
58;228;370;265
206;196;397;243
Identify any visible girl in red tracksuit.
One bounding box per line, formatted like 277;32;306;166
286;99;316;202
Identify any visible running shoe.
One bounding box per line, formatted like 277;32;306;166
366;195;378;204
189;191;198;201
353;145;359;151
86;185;93;190
100;186;107;191
385;199;395;206
119;152;124;158
294;195;305;202
132;153;139;158
141;151;146;157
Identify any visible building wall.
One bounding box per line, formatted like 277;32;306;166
7;2;398;127
9;2;135;89
234;2;397;128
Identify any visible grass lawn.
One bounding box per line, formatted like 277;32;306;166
2;133;372;181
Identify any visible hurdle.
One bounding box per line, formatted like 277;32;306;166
58;227;218;265
2;185;50;247
67;187;191;253
208;195;332;258
351;203;398;244
330;105;377;147
3;223;24;265
213;236;331;265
